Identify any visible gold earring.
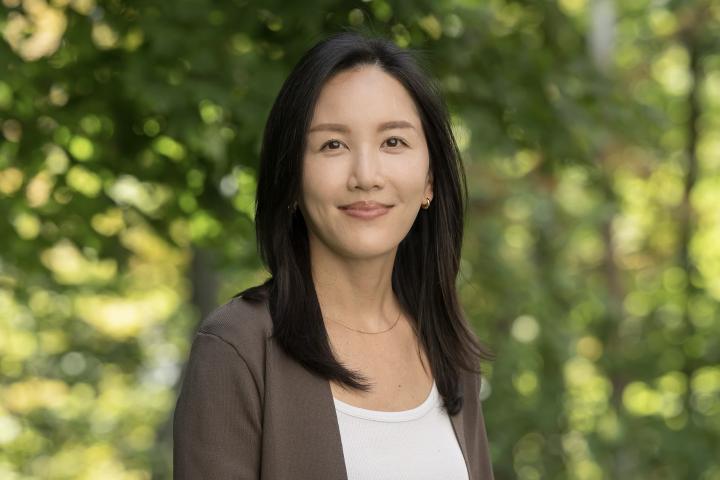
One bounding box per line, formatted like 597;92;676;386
421;196;431;209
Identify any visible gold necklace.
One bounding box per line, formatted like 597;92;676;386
328;308;402;334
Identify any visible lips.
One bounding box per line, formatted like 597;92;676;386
338;200;393;220
338;200;393;210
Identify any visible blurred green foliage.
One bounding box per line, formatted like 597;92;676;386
1;0;719;478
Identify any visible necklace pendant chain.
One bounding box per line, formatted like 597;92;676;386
329;308;402;334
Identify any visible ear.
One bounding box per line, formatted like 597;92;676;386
424;170;433;200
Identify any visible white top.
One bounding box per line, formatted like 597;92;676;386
333;380;470;480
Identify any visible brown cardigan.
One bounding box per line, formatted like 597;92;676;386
173;295;494;479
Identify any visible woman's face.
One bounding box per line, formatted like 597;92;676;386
300;64;433;260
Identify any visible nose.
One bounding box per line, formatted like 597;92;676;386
348;144;384;191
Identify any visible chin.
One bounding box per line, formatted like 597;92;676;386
338;241;398;260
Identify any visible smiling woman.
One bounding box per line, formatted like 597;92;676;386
173;30;496;480
301;65;433;257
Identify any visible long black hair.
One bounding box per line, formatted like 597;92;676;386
237;30;494;416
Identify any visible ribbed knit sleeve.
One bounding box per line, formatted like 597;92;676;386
173;331;262;479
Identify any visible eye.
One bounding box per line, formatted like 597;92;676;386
384;137;408;148
320;139;346;151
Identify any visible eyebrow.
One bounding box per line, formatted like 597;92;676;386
308;120;416;134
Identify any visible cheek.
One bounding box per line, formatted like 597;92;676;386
388;154;430;195
301;159;342;208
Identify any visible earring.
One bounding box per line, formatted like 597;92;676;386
288;200;298;213
421;196;431;209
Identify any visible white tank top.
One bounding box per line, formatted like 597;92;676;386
333;380;470;480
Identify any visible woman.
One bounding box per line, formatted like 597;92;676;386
173;31;495;479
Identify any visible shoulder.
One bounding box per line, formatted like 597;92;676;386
459;366;484;405
195;294;273;364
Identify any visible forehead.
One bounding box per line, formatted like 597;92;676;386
311;65;420;124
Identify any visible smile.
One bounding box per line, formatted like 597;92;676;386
339;206;392;219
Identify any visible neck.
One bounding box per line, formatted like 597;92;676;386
309;238;401;333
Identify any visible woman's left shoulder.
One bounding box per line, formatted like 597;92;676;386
459;367;485;403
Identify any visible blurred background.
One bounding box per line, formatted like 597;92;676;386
1;0;719;478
